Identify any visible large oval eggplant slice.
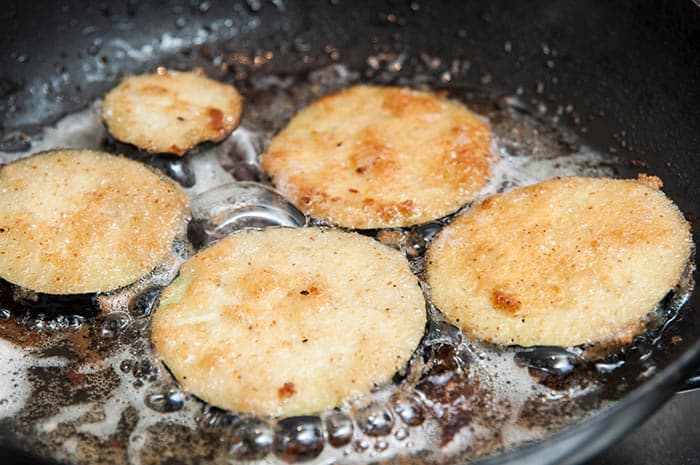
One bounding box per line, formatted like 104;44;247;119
427;175;693;347
262;85;495;229
0;149;190;295
152;227;426;416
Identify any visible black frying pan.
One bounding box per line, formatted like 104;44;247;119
1;1;699;464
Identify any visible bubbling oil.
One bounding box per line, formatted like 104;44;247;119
0;64;694;465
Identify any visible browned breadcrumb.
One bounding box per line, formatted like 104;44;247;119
636;173;663;189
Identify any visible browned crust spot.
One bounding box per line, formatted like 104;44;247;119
278;382;297;399
207;107;225;134
491;289;522;313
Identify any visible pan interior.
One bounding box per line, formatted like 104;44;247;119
0;60;695;465
0;2;699;465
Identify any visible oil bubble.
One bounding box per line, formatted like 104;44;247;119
217;127;264;182
87;38;103;55
44;315;70;332
374;439;389;451
100;313;131;338
149;156;195;188
404;223;441;258
424;319;464;346
119;360;133;374
395;427;409;441
198;406;237;432
188;182;306;248
131;358;156;380
352;439;369;453
228;417;274;461
390;392;425;426
355;403;394;436
325;411;354;447
145;386;185;413
246;0;262;12
308;64;355;86
127;287;162;318
198;1;211;13
273;416;324;462
514;346;579;378
67;315;85;330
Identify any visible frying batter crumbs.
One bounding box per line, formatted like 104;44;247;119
425;176;693;347
0;149;190;295
261;85;495;229
151;227;426;416
102;69;243;156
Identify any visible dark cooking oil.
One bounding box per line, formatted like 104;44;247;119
0;60;694;465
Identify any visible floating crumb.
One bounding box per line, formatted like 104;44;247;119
637;173;663;190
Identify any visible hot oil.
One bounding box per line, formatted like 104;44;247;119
0;64;694;465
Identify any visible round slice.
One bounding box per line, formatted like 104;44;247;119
0;149;190;294
426;176;692;347
151;227;426;416
102;69;243;156
261;85;495;229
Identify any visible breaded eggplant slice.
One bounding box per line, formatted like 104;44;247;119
102;69;243;156
426;176;693;347
261;85;495;229
151;227;426;416
0;149;190;295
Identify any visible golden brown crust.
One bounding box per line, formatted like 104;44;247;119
261;85;495;229
102;70;243;156
151;227;426;416
0;149;190;294
426;176;692;347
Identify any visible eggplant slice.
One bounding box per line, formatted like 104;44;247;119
0;149;190;295
262;85;495;229
426;175;693;347
102;69;244;156
0;2;699;464
151;227;426;417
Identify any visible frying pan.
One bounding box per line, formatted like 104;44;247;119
1;1;699;464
